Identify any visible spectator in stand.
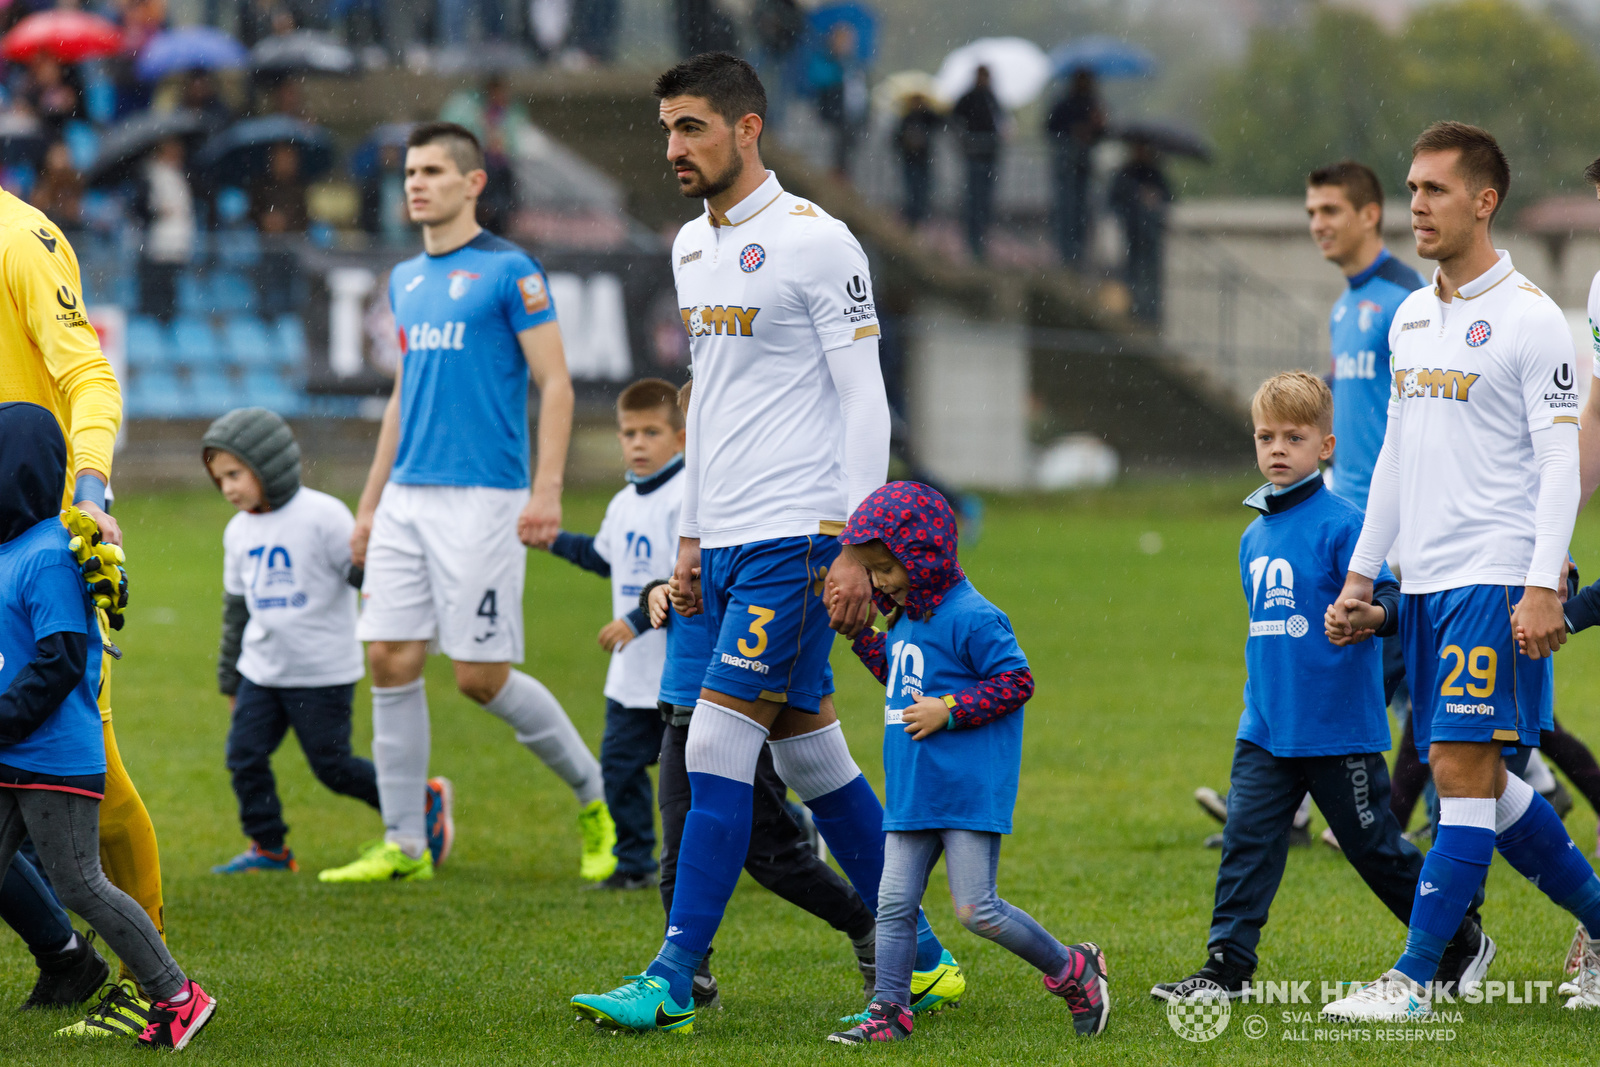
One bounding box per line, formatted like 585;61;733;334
20;58;82;143
1109;139;1172;326
180;70;235;135
809;23;868;180
237;0;297;47
895;92;940;228
439;75;529;233
751;0;805;131
1046;68;1106;270
135;138;196;324
248;143;308;316
437;0;508;46
952;65;1004;261
359;142;411;246
571;0;621;64
30;141;83;228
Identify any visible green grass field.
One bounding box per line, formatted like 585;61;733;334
2;478;1599;1065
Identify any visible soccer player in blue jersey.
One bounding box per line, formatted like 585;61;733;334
322;122;613;884
570;53;958;1034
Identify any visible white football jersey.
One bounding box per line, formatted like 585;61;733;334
672;170;881;548
1350;252;1579;592
1586;269;1600;379
223;488;365;688
593;467;682;707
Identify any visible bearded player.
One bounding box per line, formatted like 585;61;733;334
571;52;961;1034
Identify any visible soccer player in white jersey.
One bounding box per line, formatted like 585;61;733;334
1323;122;1600;1020
571;53;959;1033
320;122;613;885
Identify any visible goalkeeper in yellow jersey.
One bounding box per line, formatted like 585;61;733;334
0;187;172;1037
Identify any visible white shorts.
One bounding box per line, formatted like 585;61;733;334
356;483;528;663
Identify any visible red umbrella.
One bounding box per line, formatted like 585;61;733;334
1;11;124;64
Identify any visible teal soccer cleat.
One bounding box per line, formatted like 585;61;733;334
572;975;696;1034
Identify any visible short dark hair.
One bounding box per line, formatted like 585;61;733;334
1584;156;1600;187
619;378;684;429
406;121;484;175
1411;121;1510;219
653;52;766;128
1307;160;1384;224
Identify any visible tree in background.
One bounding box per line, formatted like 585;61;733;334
1205;0;1600;202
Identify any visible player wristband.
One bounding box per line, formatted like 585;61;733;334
73;472;107;510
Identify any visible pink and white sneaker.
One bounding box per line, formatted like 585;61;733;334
136;980;216;1050
1045;942;1111;1036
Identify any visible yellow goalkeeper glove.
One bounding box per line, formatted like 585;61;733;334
62;505;129;631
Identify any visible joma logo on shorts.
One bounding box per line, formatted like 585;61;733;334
720;652;769;674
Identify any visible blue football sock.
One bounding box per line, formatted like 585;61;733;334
1496;791;1600;935
649;772;752;1003
806;775;947;966
1394;822;1493;987
915;913;944;971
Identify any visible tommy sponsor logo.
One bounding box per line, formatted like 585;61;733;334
1446;701;1496;716
1400;319;1430;332
720;651;770;674
403;320;467;352
679;249;702;266
1393;367;1480;402
681;304;760;337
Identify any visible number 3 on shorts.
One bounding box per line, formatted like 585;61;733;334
1439;644;1497;698
738;605;776;658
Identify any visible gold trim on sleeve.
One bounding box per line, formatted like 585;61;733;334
853;325;881;340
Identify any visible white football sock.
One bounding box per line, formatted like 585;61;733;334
372;678;429;858
767;720;862;802
483;671;603;805
1524;750;1557;794
1293;792;1312;830
683;700;768;783
1495;773;1535;834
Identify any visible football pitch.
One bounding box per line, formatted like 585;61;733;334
2;477;1598;1065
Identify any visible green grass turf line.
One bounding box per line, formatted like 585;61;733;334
0;477;1597;1064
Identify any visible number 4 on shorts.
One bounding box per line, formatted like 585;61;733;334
474;589;498;643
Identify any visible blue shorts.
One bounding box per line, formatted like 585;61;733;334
1400;585;1553;760
698;535;838;713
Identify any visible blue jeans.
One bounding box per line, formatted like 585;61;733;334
227;679;379;851
0;840;73;955
876;829;1069;1007
602;700;666;876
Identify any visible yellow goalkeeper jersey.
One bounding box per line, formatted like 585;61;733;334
0;189;121;501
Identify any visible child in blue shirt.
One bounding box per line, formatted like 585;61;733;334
0;402;214;1049
827;481;1110;1044
1150;371;1492;1004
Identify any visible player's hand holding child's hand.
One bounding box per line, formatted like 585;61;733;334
1513;585;1568;659
900;695;949;741
598;618;634;652
1325;599;1384;646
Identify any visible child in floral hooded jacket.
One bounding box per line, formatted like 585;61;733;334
825;482;1111;1045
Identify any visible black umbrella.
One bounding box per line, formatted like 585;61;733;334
84;109;208;187
250;30;354;76
1113;120;1211;162
194;116;336;184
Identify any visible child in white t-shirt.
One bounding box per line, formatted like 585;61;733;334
202;408;381;874
543;379;684;890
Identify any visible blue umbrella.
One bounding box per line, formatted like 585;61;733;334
136;27;247;82
1049;36;1157;80
808;1;877;63
195;116;336;184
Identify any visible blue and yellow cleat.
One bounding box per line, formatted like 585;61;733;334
840;950;965;1024
212;842;298;874
572;975;695;1035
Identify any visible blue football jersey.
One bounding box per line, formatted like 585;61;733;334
1236;481;1394;757
388;231;558;490
879;580;1029;834
1328;249;1425;511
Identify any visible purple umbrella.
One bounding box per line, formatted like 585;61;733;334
136;26;247;82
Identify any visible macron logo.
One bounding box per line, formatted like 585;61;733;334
667;926;683;938
1419;881;1439;896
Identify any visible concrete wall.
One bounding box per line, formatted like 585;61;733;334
909;308;1031;489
